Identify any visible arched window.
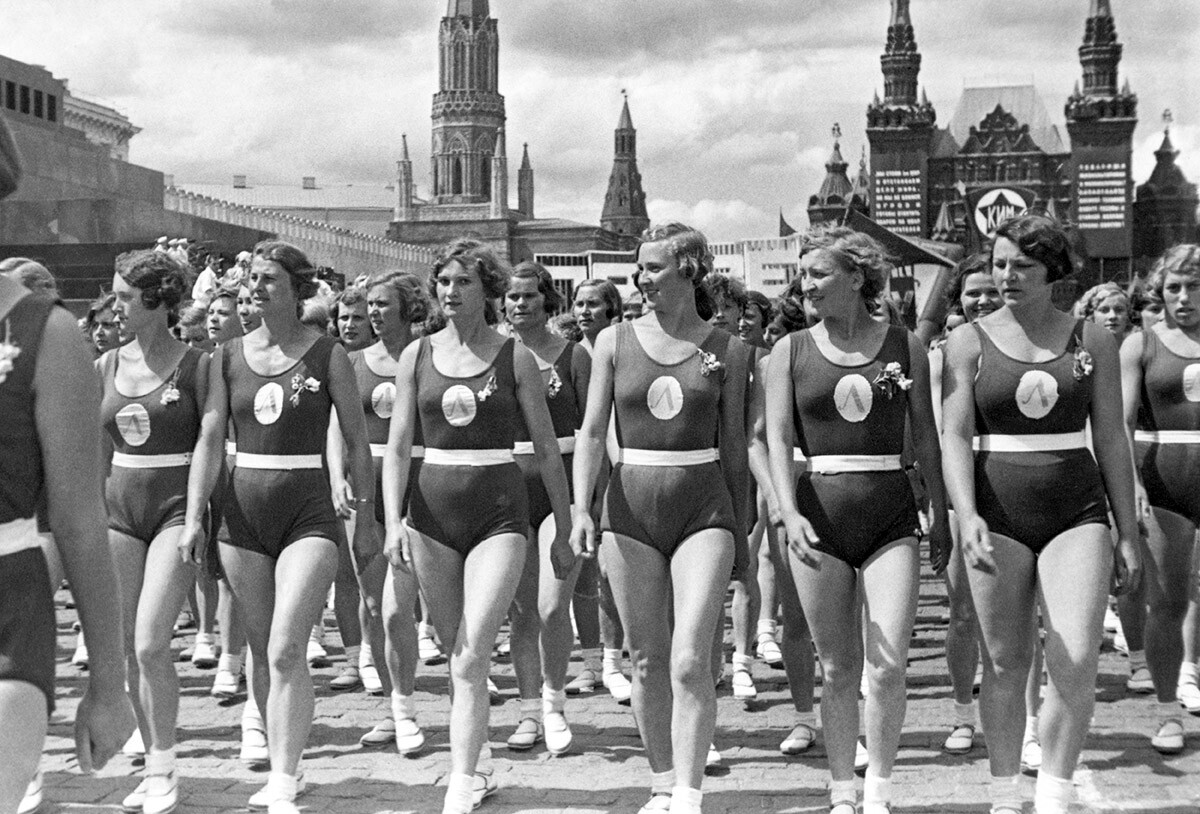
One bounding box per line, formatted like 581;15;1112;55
481;157;491;195
452;157;463;195
433;163;440;195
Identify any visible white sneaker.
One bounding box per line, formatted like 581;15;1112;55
544;711;572;755
565;668;598;695
191;637;218;669
1126;666;1154;693
705;743;722;768
418;630;445;664
121;778;149;813
637;793;672;813
18;769;43;814
732;668;757;700
240;721;269;766
471;770;497;810
1021;735;1042;774
396;718;426;756
142;771;179;814
1178;677;1200;714
306;636;329;668
248;773;304;811
211;667;241;699
603;671;632;704
755;633;784;668
361;663;384;695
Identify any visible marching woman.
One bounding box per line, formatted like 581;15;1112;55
566;279;632;700
1120;243;1200;753
504;261;592;755
381;239;575;814
328;270;429;754
180;241;378;814
99;250;207;814
571;223;750;814
941;214;1141;814
765;226;950;814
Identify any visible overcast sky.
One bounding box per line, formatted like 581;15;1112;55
1;1;1196;241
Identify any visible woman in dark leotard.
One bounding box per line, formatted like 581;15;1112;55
765;226;950;814
99;250;206;814
503;262;591;756
181;241;377;814
1120;244;1200;753
941;214;1141;814
571;223;751;814
381;240;574;814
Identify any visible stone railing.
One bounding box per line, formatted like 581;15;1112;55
165;186;434;275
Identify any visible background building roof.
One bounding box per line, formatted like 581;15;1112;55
947;85;1069;154
176;181;397;210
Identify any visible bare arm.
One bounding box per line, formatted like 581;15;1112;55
327;344;379;565
1119;331;1150;519
904;332;951;573
381;341;420;568
327;407;351;517
719;337;751;578
571;326;617;556
182;346;229;562
34;307;134;769
940;324;992;569
747;351;780;523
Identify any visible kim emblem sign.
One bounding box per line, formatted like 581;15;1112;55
965;185;1038;243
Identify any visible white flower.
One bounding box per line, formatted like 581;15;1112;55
160;386;180;406
476;374;498;402
698;349;724;377
289;373;322;407
303;376;321;393
546;367;563;399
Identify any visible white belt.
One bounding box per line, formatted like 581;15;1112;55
807;454;902;474
369;443;426;459
0;517;40;557
973;431;1088;453
619;448;719;467
513;437;577;456
423;448;514;466
1135;430;1200;445
225;441;237;456
112;451;192;469
235;452;323;470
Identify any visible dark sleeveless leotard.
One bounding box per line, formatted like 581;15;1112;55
1135;328;1200;524
601;323;737;557
409;337;528;555
513;341;582;529
221;335;341;558
100;347;203;542
973;320;1110;552
0;294;62;710
349;348;424;524
790;326;919;568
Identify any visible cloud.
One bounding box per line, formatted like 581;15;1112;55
647;198;773;242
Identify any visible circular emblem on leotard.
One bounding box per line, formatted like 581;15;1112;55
114;403;151;446
833;374;873;423
1183;364;1200;403
647;376;684;421
371;382;396;418
1015;370;1059;420
253;382;285;425
441;384;478;427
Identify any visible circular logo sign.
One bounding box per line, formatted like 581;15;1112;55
253;382;285;426
371;382;396;418
441;384;478;427
115;403;151;446
1183;364;1200;403
974;188;1030;238
833;374;873;423
1015;370;1059;419
647;376;684;421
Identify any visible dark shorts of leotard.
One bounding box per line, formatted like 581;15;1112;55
0;548;56;713
602;461;736;559
369;458;421;525
795;470;919;569
106;466;189;543
222;469;341;560
409;462;529;557
1137;442;1200;525
516;454;573;531
976;449;1110;554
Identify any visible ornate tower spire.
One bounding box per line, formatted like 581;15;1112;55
489;127;508;219
1134;109;1199;257
395;133;414;221
431;0;504;205
808;125;866;226
601;93;649;238
851;146;871;212
517;143;534;219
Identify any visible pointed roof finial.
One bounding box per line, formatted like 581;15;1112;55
1121;77;1131;95
1164;108;1174;131
401;134;410;161
520;143;531;170
618;92;634;130
832;122;842;141
890;0;912;27
1089;0;1113;18
447;0;489;19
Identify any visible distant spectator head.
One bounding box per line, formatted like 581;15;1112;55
1;257;58;298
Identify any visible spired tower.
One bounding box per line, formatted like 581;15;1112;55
1065;0;1138;275
807;125;868;226
600;95;650;238
430;0;505;205
865;0;937;236
1134;113;1199;259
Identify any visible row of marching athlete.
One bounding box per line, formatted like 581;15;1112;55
2;215;1199;814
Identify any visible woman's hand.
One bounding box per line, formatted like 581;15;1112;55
957;513;994;572
177;519;206;566
570;510;597;566
550;523;577;580
351;509;382;570
1112;535;1143;597
331;480;354;520
927;512;952;575
781;509;820;567
384;520;413;573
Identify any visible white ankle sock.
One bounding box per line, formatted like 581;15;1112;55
668;786;702;814
344;645;361;668
954;701;977;726
862;773;890;807
542;684;566;716
1033;772;1072;814
603;648;624;674
756;619;777;637
1129;649;1147;671
989;775;1022;811
359;644;375;669
1024;715;1039;740
581;647;602;673
519;698;540;719
392;692;415;723
1180;660;1199;683
830;779;857;807
443;773;474;814
145;748;175;775
732;653;754;672
265;772;298;801
650;769;675;795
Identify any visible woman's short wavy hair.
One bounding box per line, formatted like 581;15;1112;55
114;249;188;313
367;270;430;325
992;214;1074;283
944;253;993;318
1073;282;1129;320
1143;244;1200;307
512;260;563;315
0;257;57;297
254;240;319;301
705;272;749;311
799;224;893;302
574;278;622;321
745;289;771;325
771;279;809;334
638;222;717;317
429;238;510;325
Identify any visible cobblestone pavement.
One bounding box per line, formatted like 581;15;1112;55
37;562;1200;814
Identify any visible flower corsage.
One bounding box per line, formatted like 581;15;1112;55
290;373;321;407
160;367;181;406
477;374;498;402
698;349;724;377
873;361;913;400
1072;347;1094;381
546;367;563;399
0;320;20;386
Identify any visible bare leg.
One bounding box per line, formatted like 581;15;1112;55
944;517;980;708
537;515;584;693
508;531;543;703
1141;508;1194;704
771;524;814;715
0;683;47;814
110;532;151;743
334;525;363;655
